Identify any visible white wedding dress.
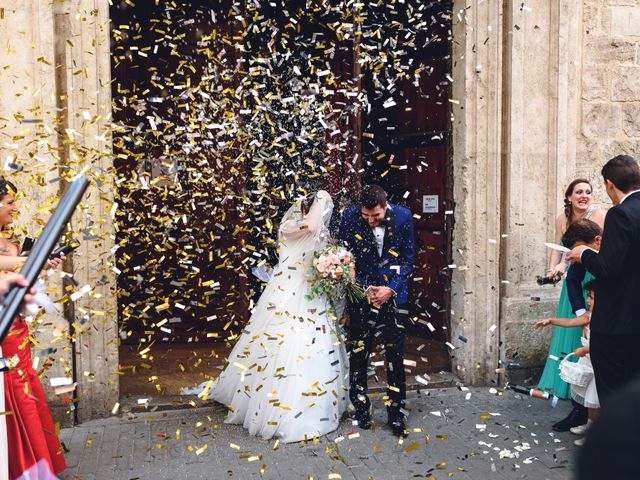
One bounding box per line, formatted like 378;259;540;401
192;191;349;443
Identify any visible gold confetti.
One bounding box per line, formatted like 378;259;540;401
195;444;208;455
403;441;420;453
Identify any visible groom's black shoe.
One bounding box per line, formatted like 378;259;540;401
389;418;408;438
354;406;372;430
388;412;408;438
552;400;588;432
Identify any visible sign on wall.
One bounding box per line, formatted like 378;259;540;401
422;194;439;213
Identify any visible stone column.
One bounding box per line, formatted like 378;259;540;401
52;0;118;422
450;0;504;385
499;1;584;384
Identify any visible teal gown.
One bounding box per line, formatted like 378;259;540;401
537;270;593;399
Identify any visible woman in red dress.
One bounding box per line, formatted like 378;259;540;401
0;177;66;479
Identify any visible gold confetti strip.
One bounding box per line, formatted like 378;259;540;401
195;444;208;455
403;441;419;453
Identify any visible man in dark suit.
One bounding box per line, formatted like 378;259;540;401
339;185;415;437
567;155;640;406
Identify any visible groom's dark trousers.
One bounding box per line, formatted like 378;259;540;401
348;299;407;419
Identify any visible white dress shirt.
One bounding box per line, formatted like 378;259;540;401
372;225;385;256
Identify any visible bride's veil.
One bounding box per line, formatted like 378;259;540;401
251;191;334;283
278;190;334;254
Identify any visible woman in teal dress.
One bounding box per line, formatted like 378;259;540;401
538;179;605;429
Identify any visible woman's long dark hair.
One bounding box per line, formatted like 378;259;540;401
0;176;17;199
563;178;592;226
0;176;18;235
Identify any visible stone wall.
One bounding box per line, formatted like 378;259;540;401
501;0;640;387
449;0;503;385
450;0;588;387
578;0;640;184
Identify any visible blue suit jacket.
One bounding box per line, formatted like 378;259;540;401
338;203;415;305
566;263;587;315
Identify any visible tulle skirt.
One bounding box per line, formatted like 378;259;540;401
570;357;600;409
570;337;599;409
205;274;349;443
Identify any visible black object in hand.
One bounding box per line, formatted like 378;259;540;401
49;244;78;259
0;175;89;344
20;237;35;255
536;274;562;285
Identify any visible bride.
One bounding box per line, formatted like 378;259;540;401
190;190;349;443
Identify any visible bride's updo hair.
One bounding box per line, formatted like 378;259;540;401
361;184;387;209
300;194;314;216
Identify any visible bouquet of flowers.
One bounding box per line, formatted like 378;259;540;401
306;244;365;312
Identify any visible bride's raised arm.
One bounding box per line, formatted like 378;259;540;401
303;190;332;233
279;191;333;241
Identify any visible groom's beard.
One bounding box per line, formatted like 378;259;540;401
364;215;386;228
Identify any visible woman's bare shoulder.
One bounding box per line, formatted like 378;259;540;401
554;212;566;232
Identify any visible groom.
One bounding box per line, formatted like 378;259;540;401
339;184;415;437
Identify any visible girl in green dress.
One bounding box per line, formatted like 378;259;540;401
538;179;605;429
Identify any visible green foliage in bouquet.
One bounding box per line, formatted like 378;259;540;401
305;245;365;312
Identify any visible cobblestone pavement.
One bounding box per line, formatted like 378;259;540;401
58;388;578;480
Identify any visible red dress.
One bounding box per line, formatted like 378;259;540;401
2;316;66;479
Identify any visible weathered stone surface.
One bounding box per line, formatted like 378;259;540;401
584;35;636;64
582;63;609;100
583;2;600;34
581;102;621;138
450;0;504;386
502;296;556;368
623;103;640;136
611;6;640;36
608;0;638;8
612;65;640;100
606;139;640;158
576;138;607;172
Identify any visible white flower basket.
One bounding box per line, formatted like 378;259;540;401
559;353;593;388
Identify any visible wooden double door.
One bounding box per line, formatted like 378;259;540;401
110;1;453;347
